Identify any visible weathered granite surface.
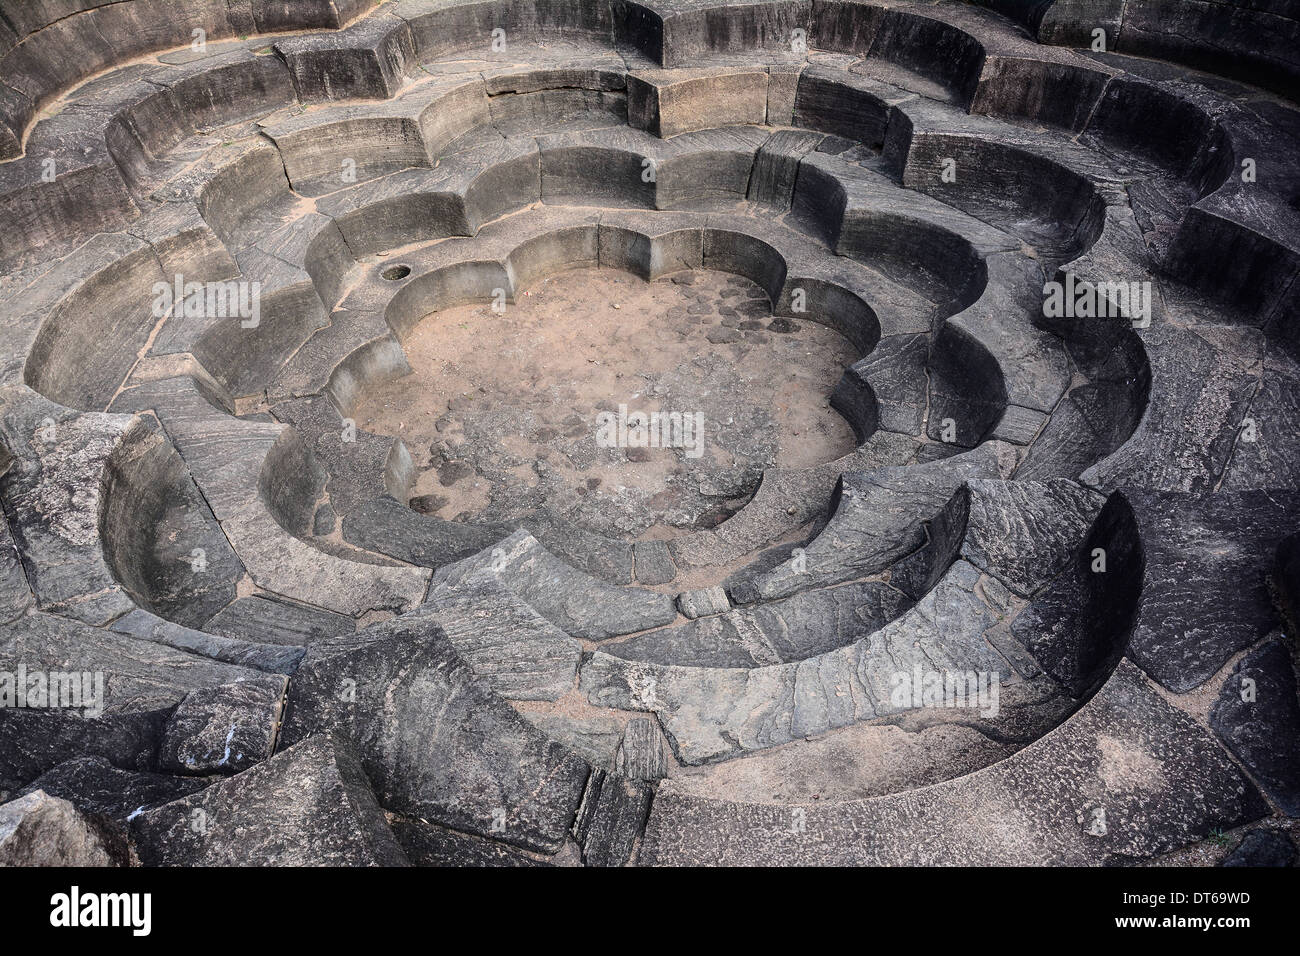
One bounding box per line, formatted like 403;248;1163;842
1122;491;1299;693
131;735;410;866
280;619;591;853
431;530;676;639
638;661;1267;865
0;0;1296;869
0;789;132;866
1211;637;1300;817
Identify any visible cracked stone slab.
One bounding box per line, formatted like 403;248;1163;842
280;618;590;853
203;594;355;647
856;332;928;435
0;508;33;624
677;585;730;619
222;501;431;617
1019;380;1146;481
1083;322;1264;493
1220;830;1298;867
946;251;1070;415
521;710;626;772
109;609;305;675
131;735;410;867
749;128;826;209
627;66;769;137
3;0;1300;873
1210;636;1300;817
342;494;500;569
1009;491;1143;697
583;560;1018;765
633;539;676;585
574;770;653;867
1122;489;1299;693
728;441;1018;604
0;611;266;788
390;817;554;867
0;790;132;867
159;676;288;776
1219;348;1300;491
431;529;676;640
615;717;669;782
271;395;410;517
98;419;246;630
638;660;1267;864
15;756;206;822
607;580;912;667
419;575;582;701
0;389;142;624
1;610;263;714
106;376;283;522
958;478;1106;598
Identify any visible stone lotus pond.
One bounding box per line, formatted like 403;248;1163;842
0;0;1297;869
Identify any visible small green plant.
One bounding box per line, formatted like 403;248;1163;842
1207;828;1231;847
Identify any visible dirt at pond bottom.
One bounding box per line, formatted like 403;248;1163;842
353;266;859;540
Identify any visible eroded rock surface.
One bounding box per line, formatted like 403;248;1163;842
0;0;1296;869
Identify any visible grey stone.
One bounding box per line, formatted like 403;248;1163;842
959;478;1105;598
343;495;499;568
728;443;1017;604
109;609;304;675
749;129;826;210
584;561;1018;765
1010;491;1142;697
1219;353;1300;490
0;790;131;867
1210;637;1300;817
272;396;407;518
431;530;676;640
204;594;355;647
522;711;625;772
16;756;205;821
990;405;1048;445
280;619;590;853
0;510;33;624
5;0;1300;870
420;575;581;701
1019;381;1145;481
615;717;669;782
1220;830;1297;867
132;735;410;866
0;611;264;789
576;772;652;867
628;68;767;138
677;585;730;619
857;333;928;435
0;391;142;624
633;539;676;585
609;580;911;667
313;503;337;536
795;64;903;149
99;422;245;629
638;661;1267;864
1123;490;1299;693
1082;323;1263;493
159;676;288;775
390;817;553;867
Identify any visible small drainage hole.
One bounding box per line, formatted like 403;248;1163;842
381;264;412;281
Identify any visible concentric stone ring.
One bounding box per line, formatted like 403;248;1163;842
1;0;1298;870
